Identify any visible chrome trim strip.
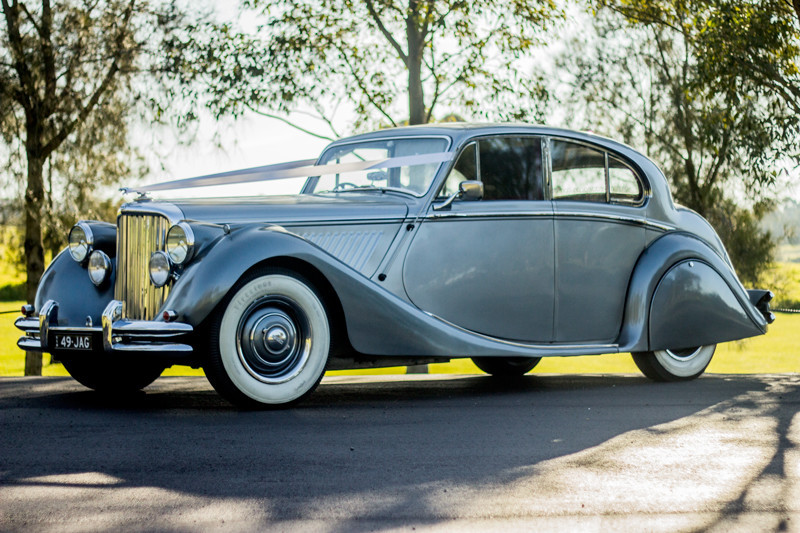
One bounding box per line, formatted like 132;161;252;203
113;319;193;336
428;211;553;219
555;211;674;231
15;316;39;332
119;202;184;225
110;343;193;353
427;210;675;231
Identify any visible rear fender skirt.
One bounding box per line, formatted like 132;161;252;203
618;232;767;352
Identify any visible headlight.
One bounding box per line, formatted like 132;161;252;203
149;251;171;287
87;250;112;286
68;223;94;262
166;223;195;265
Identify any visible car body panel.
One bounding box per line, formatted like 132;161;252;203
404;200;555;342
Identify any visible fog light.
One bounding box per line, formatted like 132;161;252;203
68;223;93;262
149;251;171;287
87;250;112;286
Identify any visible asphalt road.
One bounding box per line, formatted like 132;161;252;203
1;373;799;532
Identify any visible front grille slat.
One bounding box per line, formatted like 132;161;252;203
115;214;171;320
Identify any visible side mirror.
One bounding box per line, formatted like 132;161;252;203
459;180;483;201
433;180;484;211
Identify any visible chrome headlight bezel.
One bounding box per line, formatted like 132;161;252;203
166;222;195;265
87;250;112;287
149;251;172;287
68;222;94;263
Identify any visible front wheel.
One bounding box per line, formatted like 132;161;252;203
632;344;716;382
471;356;541;377
204;270;331;408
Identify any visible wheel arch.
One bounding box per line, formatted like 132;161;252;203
618;232;767;352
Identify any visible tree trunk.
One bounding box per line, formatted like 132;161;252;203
24;150;46;376
406;9;425;125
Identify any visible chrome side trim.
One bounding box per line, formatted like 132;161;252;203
428;211;553;219
427;210;675;231
555;211;674;231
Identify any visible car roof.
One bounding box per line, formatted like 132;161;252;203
326;123;642;158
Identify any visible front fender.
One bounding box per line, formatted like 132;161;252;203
618;232;767;352
35;249;116;327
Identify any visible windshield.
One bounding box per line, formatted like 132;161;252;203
309;137;450;196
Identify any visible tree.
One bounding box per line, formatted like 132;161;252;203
177;0;563;136
0;1;193;305
559;3;793;282
1;0;196;374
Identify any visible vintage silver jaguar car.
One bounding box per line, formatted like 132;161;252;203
17;124;774;406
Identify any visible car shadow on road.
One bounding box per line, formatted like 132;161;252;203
1;374;798;531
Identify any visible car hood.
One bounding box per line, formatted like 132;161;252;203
123;194;411;225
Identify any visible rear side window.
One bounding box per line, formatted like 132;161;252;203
551;139;643;205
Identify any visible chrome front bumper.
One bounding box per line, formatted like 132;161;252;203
16;299;194;354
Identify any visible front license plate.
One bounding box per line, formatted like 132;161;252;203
53;334;93;351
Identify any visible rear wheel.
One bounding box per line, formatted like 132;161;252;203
204;269;330;408
60;353;164;393
471;356;541;377
632;344;716;382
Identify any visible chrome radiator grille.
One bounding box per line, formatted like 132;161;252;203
115;214;171;320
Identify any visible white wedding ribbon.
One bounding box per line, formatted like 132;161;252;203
122;151;454;194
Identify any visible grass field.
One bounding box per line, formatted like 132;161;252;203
2;298;797;377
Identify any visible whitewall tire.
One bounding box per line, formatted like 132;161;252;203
632;344;716;382
205;270;330;407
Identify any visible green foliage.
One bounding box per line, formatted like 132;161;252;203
173;0;563;135
559;1;799;279
705;197;776;284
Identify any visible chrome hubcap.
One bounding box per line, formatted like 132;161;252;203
236;296;311;383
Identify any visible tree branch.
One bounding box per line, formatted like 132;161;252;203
2;0;36;110
42;0;135;156
246;104;336;142
363;0;408;66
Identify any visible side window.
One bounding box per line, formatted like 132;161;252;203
479;137;543;200
609;156;643;205
550;140;644;205
551;141;606;202
440;143;477;197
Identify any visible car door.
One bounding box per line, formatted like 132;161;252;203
549;138;647;343
403;136;556;343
